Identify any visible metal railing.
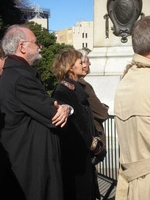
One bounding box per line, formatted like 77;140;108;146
97;115;120;181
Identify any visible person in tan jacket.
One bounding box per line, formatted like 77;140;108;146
114;16;150;200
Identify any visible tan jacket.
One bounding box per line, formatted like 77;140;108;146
114;54;150;200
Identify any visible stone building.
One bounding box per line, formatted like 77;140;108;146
56;21;93;50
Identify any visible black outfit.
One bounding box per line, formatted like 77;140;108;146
0;56;63;200
52;78;100;200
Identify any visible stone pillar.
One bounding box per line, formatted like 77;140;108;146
86;0;149;114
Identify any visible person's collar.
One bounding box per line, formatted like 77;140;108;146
5;55;39;77
8;55;29;65
133;54;150;67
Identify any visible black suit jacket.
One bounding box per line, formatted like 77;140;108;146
0;56;63;200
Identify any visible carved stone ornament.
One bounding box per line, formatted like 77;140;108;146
105;0;144;43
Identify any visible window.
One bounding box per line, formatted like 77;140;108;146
82;33;84;38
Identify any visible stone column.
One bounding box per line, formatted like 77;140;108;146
86;0;149;114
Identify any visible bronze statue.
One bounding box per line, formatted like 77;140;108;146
105;0;144;43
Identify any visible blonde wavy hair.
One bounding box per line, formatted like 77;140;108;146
51;49;82;82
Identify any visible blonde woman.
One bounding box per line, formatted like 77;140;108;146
51;49;106;200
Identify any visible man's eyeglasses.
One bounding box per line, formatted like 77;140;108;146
22;40;41;47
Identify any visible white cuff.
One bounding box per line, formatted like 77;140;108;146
62;104;74;116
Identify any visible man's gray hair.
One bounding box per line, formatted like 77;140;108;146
2;25;27;55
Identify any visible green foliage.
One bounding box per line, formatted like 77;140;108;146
26;22;74;94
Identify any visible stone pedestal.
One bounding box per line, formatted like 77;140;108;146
87;0;149;114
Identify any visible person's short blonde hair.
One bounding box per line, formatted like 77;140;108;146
51;49;82;82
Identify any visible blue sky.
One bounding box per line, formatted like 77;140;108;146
30;0;94;31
